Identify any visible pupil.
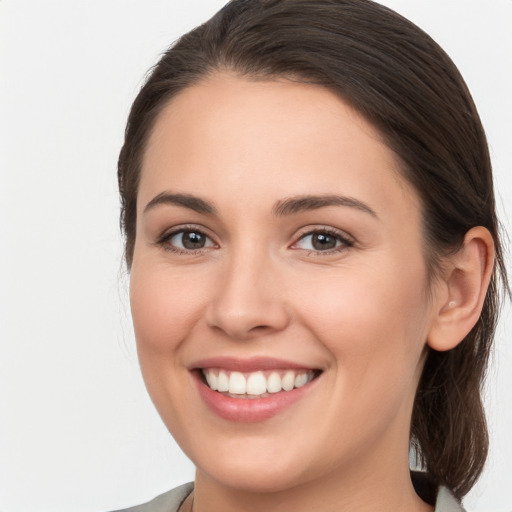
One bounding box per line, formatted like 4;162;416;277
183;232;205;249
312;233;336;250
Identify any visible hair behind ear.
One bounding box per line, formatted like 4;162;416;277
411;227;496;499
412;343;489;500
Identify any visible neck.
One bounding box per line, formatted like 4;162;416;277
192;455;433;512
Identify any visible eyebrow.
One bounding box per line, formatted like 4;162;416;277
143;192;217;215
272;194;378;218
143;191;377;218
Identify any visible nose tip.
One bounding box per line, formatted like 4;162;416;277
207;307;289;340
205;260;290;340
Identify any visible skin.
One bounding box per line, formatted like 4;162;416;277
129;74;493;512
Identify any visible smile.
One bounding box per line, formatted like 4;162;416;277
192;359;322;423
202;369;316;398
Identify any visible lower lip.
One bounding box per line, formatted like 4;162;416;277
193;371;318;423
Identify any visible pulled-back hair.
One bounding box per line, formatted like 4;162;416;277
118;0;508;499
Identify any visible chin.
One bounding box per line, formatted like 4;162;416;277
199;459;312;494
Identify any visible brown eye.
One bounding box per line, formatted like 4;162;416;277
167;230;215;251
182;231;206;249
294;229;353;253
311;233;337;250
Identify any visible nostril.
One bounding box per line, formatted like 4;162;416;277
205;288;291;339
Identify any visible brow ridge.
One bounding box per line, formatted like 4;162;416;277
272;194;377;217
144;192;216;215
144;192;376;218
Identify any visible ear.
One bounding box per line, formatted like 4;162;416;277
427;226;495;352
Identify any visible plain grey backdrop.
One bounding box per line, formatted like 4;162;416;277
1;1;510;511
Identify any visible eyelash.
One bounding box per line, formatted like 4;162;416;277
291;227;354;255
156;226;354;256
156;225;216;255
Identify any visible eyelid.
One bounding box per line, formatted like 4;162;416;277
290;226;354;252
154;224;354;255
156;224;219;253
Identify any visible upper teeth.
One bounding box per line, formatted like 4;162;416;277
203;369;315;396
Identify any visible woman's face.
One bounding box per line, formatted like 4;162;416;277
130;74;440;492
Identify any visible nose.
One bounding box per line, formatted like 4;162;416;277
205;250;290;340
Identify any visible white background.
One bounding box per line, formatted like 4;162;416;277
0;1;510;511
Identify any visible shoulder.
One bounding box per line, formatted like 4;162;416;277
107;477;464;512
411;471;465;512
109;482;194;512
435;487;466;512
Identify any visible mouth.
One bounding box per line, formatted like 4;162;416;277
191;358;322;422
199;368;319;399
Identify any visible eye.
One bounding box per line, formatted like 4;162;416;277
293;229;353;252
160;228;216;252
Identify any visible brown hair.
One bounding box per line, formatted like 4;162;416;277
118;0;508;500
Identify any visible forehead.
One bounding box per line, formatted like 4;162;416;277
139;73;418;220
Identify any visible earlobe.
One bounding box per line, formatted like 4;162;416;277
427;226;495;352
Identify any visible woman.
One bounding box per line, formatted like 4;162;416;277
114;0;508;511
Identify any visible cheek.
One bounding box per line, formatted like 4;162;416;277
296;257;430;388
293;262;430;449
301;260;427;334
129;263;209;431
129;263;208;355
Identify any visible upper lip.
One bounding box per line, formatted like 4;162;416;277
190;356;320;372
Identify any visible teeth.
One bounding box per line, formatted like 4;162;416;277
282;371;295;391
202;368;316;397
229;372;246;394
217;371;229;392
267;372;282;393
205;371;218;391
247;372;267;395
294;373;308;388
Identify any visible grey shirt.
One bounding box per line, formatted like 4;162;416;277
110;479;465;512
